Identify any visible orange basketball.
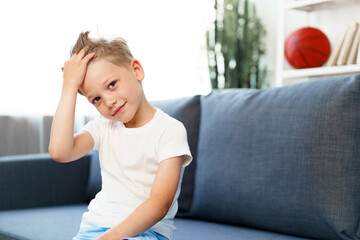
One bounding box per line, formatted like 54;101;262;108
285;27;331;69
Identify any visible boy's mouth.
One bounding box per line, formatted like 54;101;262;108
112;102;126;116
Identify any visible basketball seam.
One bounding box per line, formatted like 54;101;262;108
295;37;311;68
298;35;328;44
299;46;329;59
286;34;329;53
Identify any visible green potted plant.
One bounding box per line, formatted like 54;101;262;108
207;0;267;89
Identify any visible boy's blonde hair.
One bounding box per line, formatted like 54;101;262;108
71;31;134;68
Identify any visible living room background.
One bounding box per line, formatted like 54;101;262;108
1;0;359;116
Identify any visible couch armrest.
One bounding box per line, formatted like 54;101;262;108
0;153;90;210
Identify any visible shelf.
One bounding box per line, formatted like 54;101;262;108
282;65;360;79
285;0;334;11
276;0;360;85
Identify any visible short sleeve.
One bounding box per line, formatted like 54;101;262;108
158;121;193;167
79;118;102;150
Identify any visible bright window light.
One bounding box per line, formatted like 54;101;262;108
0;0;213;115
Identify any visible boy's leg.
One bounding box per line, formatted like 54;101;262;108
72;227;110;240
121;230;168;240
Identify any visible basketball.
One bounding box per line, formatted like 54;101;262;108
285;27;331;69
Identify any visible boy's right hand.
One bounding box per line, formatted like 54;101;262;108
50;46;96;163
62;46;96;91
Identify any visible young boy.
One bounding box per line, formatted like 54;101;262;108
49;32;192;240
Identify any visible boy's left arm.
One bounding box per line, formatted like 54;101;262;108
97;156;184;240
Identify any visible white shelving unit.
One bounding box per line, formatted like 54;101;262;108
275;0;360;86
284;0;333;11
283;64;360;79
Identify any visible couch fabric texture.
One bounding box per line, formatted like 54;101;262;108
191;75;360;239
0;74;360;240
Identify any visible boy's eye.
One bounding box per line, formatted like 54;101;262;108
108;81;116;89
92;97;101;104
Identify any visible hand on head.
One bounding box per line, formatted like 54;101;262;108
62;46;96;90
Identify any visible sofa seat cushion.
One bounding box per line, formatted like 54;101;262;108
191;74;360;239
174;218;310;240
0;204;310;240
0;204;87;240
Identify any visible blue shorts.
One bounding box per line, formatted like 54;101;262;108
72;227;168;240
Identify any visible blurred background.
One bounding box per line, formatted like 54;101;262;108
0;0;279;116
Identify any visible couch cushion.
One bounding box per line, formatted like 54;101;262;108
174;218;310;240
152;95;201;217
0;204;87;240
0;205;309;240
191;74;360;239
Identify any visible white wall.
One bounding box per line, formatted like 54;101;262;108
0;0;214;116
253;0;280;87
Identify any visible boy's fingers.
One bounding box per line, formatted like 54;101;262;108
77;46;90;59
81;45;90;52
83;51;96;62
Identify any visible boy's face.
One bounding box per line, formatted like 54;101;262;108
80;59;145;125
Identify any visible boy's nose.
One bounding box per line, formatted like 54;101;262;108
105;97;117;108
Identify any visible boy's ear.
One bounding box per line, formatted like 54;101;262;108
130;59;145;81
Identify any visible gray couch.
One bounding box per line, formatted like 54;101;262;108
1;74;360;240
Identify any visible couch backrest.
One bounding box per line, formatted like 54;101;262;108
190;74;360;240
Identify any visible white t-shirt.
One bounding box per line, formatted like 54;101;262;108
79;108;192;240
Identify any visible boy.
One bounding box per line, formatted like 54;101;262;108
49;31;192;240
